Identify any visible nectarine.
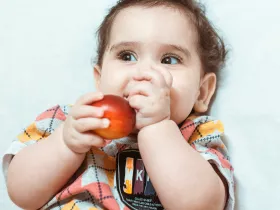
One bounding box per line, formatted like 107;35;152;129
92;94;136;140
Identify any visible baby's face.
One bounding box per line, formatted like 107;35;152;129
95;6;204;125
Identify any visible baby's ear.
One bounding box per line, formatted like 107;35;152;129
93;65;101;90
194;73;216;113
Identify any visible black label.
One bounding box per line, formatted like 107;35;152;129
116;149;164;210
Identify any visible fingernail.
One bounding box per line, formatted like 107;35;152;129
103;119;110;128
98;109;104;117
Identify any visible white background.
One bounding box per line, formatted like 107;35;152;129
1;0;279;209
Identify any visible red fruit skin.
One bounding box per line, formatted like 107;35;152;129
92;94;136;140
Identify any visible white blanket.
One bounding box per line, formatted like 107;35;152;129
0;0;279;209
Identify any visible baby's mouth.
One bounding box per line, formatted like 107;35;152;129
123;92;129;101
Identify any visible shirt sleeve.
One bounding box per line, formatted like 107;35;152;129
2;104;71;182
180;115;235;210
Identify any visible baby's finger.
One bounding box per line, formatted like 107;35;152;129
124;81;154;98
133;70;167;88
154;66;173;88
71;105;104;120
129;94;149;110
75;92;104;106
123;80;136;98
71;130;105;150
82;132;106;148
130;95;158;117
73;117;110;133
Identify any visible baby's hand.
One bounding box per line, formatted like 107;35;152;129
63;92;110;154
124;68;173;130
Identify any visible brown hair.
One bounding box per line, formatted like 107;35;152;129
95;0;227;108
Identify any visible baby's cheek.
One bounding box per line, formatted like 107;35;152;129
170;91;194;124
99;77;123;95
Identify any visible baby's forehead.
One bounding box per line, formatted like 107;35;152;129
109;5;198;48
115;5;195;25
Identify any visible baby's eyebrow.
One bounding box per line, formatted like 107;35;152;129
109;41;191;58
164;44;191;59
109;41;139;52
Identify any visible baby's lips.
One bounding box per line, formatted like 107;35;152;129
123;94;129;101
123;91;138;101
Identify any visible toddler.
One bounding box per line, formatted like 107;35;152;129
3;0;234;209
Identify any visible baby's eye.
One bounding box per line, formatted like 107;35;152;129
161;56;180;65
119;52;137;62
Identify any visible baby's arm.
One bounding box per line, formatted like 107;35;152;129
125;69;226;209
7;92;109;210
138;120;226;210
7;124;85;210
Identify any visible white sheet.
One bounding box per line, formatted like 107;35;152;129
204;1;280;209
0;0;279;209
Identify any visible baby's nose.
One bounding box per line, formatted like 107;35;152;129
137;59;155;72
